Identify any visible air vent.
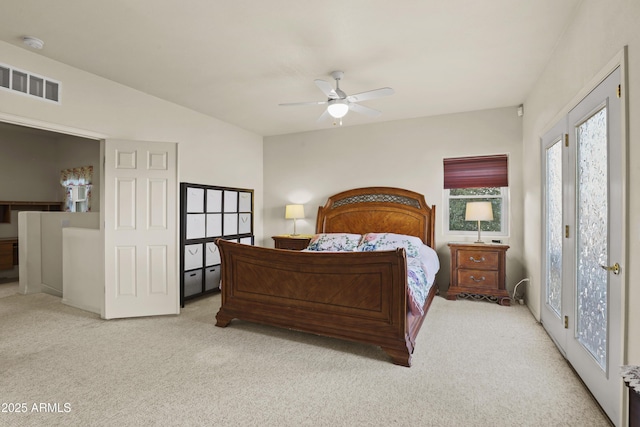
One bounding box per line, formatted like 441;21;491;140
0;63;60;103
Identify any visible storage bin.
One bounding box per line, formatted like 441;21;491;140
184;270;202;297
205;266;221;291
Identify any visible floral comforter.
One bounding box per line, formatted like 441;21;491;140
406;257;434;316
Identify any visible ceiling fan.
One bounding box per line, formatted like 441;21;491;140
279;71;394;124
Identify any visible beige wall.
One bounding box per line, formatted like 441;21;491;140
0;128;60;202
0;41;264;241
522;0;640;363
264;106;524;295
0;128;100;228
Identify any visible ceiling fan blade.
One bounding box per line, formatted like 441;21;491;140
317;108;332;122
314;79;339;99
349;103;381;117
279;101;327;107
347;87;394;103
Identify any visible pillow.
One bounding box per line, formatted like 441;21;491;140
305;233;362;252
357;233;423;258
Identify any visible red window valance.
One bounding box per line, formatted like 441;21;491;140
443;154;508;189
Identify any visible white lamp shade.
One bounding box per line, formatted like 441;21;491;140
285;204;305;219
465;201;494;221
327;100;349;118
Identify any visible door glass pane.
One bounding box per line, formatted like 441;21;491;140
545;140;562;316
576;106;608;370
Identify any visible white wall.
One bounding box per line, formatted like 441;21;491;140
522;0;640;363
264;107;524;294
0;40;264;240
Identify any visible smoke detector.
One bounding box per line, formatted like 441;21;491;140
23;36;44;50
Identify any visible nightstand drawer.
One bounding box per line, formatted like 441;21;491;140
272;235;312;250
458;250;499;270
278;239;309;250
457;269;499;289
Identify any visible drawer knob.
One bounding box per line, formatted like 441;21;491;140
469;256;485;263
469;275;486;282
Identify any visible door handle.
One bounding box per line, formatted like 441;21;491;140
600;262;620;275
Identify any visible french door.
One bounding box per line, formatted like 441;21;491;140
541;67;624;425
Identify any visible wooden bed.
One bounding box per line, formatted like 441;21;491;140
215;187;438;366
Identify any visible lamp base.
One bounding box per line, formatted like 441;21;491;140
475;221;483;244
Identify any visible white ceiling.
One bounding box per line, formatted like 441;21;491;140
0;1;581;137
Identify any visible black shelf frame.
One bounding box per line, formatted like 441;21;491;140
180;182;254;307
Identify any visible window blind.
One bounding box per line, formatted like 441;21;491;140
443;154;508;189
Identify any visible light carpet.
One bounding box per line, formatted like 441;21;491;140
0;289;610;426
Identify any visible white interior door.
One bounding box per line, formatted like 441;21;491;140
541;68;624;425
103;139;179;319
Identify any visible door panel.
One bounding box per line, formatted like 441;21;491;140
541;68;623;424
104;139;178;319
541;120;568;353
565;68;622;423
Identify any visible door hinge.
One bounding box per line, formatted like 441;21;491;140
565;225;569;238
564;316;569;329
617;84;621;98
564;133;569;147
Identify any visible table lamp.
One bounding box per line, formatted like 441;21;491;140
285;204;305;236
465;201;493;243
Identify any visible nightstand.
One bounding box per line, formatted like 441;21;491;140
447;242;510;305
272;235;313;250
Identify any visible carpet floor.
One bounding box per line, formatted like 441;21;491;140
0;286;610;426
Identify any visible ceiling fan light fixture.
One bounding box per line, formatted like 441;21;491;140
327;100;349;118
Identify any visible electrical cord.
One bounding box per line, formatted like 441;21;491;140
511;278;530;304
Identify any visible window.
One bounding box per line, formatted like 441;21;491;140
445;187;508;234
443;155;509;236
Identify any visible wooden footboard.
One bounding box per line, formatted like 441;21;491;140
215;239;435;366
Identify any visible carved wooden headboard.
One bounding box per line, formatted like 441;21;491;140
315;187;436;249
